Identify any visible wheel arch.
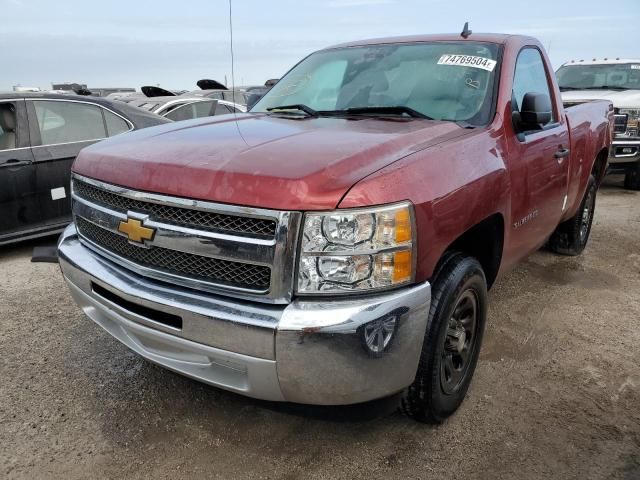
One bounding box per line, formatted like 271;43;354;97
591;147;609;186
432;213;505;289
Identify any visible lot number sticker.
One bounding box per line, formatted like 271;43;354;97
438;54;497;72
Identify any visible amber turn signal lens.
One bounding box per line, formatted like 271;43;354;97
394;208;412;243
392;250;412;283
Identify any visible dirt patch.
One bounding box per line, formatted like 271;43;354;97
524;259;622;290
0;175;639;480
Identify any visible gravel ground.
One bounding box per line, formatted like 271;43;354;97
1;175;639;480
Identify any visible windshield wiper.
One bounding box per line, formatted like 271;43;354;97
321;106;433;119
266;104;433;120
559;86;584;91
266;104;319;117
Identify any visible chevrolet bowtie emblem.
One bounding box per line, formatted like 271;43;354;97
118;217;155;244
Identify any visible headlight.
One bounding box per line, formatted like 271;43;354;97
297;202;415;294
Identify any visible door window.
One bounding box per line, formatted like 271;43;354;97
104;110;131;136
32;100;131;145
215;102;234;115
0;103;17;150
512;48;555;124
164;100;216;121
34;100;107;145
192;100;216;118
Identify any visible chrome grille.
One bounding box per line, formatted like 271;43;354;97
73;179;277;237
76;217;271;291
71;174;301;303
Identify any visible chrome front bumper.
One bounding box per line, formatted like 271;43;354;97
58;224;431;405
610;138;640;165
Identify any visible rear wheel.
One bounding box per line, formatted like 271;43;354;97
548;175;597;256
400;253;487;423
624;162;640;191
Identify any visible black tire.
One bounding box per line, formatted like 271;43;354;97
400;253;487;423
624;162;640;191
548;175;597;256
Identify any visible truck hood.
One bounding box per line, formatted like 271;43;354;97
73;113;468;210
561;89;640;107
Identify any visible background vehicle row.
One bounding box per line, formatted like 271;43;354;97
0;93;169;245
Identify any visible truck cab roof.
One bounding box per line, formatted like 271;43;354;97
328;33;528;50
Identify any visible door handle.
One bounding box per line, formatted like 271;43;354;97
554;148;570;159
0;158;32;168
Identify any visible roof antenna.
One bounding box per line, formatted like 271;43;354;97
227;0;248;145
228;0;236;105
461;22;472;39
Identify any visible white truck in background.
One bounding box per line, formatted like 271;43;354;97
557;59;640;190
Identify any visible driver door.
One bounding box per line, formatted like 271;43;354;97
506;48;570;257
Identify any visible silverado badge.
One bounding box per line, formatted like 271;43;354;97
118;217;155;244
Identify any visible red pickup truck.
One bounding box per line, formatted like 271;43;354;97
58;33;613;423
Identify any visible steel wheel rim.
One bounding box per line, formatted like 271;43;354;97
580;188;595;241
440;289;478;395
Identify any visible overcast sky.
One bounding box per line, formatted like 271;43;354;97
3;0;639;91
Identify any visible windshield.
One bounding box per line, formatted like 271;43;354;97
252;41;500;125
556;63;640;90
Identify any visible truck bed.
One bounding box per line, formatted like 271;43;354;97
563;99;613;216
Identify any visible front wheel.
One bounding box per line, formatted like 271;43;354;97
548;174;597;256
400;253;487;423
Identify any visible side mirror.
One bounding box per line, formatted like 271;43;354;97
515;92;552;131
